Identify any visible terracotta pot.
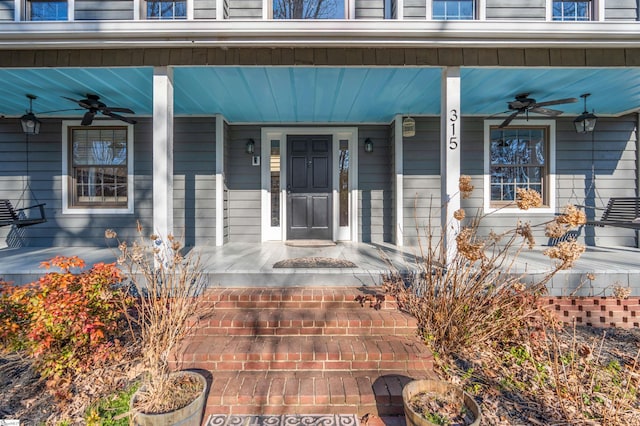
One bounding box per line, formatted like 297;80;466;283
402;379;481;426
130;370;207;426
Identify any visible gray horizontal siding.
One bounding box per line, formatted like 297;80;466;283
486;0;545;20
355;0;384;19
74;0;134;20
228;0;262;19
173;118;216;246
225;125;261;242
0;119;153;247
403;0;425;19
359;125;393;244
0;1;13;21
195;0;217;19
605;0;639;20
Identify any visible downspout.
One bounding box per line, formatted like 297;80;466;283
636;112;640;247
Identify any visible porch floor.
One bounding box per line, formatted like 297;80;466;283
0;242;639;295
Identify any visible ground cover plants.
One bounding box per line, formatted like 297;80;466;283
384;177;640;425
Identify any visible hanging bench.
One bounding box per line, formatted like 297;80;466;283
581;197;640;230
0;199;47;228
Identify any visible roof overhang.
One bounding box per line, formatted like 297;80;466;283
0;21;639;49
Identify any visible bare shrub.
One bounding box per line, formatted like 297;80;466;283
106;223;209;414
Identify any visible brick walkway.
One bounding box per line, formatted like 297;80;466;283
172;287;434;421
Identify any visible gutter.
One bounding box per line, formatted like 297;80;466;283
0;20;639;49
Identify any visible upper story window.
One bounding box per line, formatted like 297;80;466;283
27;0;68;21
552;0;591;21
485;120;555;213
147;0;187;19
433;0;475;20
273;0;345;19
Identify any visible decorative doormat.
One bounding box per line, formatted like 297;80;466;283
285;240;337;248
206;414;359;426
273;257;357;268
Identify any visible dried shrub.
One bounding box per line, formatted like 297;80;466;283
545;204;588;238
516;188;543;210
543;239;586;269
106;225;209;415
459;175;474;199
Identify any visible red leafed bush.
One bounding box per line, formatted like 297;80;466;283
0;256;131;400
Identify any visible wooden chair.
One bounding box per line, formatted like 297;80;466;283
582;197;640;230
0;199;47;228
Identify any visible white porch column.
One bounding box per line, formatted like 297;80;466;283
394;114;404;246
440;67;461;260
215;114;225;246
153;66;174;239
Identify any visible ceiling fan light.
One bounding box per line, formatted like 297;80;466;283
20;112;41;135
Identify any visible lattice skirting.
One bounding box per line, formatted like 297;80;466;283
206;414;360;426
543;297;640;328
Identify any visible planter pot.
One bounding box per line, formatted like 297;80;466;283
130;371;207;426
402;379;481;426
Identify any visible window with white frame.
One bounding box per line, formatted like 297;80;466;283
147;0;186;19
433;0;475;20
488;125;550;208
552;0;591;21
65;126;132;210
272;0;345;19
27;0;68;20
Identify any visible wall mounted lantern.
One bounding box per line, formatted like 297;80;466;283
574;93;597;134
364;138;374;153
246;138;255;155
402;116;415;137
21;94;41;135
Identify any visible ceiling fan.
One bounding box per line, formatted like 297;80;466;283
63;94;136;126
497;93;578;128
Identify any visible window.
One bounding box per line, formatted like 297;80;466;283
147;0;186;19
433;0;475;20
552;0;591;21
273;0;345;19
488;125;550;209
64;125;133;212
27;0;67;21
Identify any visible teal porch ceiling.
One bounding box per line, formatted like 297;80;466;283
0;67;637;123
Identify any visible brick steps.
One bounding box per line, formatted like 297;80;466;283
175;287;433;419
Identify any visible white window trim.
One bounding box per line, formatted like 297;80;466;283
483;119;556;215
62;120;135;215
135;0;192;20
427;0;485;20
260;127;358;242
19;0;74;21
546;0;602;21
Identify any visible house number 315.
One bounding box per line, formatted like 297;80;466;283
449;109;459;150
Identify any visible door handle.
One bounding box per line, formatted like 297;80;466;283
286;185;291;194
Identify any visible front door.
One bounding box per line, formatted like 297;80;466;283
287;135;332;240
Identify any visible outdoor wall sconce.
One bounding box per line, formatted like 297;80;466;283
364;138;374;153
402;116;415;137
246;139;255;155
21;94;41;135
574;93;597;134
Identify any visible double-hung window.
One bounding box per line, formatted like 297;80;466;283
27;0;68;20
433;0;475;20
552;0;591;21
147;0;187;19
272;0;345;19
64;124;134;213
487;124;553;211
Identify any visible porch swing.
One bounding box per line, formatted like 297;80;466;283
0;95;47;228
570;98;640;230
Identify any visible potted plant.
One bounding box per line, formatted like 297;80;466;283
402;379;481;426
106;226;209;426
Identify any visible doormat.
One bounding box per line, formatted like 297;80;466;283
273;257;357;268
285;240;337;248
206;414;359;426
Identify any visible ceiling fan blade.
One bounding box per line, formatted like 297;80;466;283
534;97;578;107
81;111;96;126
487;109;512;119
103;107;135;114
103;111;137;124
63;96;93;110
530;107;563;116
499;111;520;128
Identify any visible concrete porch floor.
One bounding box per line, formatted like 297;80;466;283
0;242;639;296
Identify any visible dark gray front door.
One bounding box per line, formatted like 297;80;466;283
287;135;332;240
